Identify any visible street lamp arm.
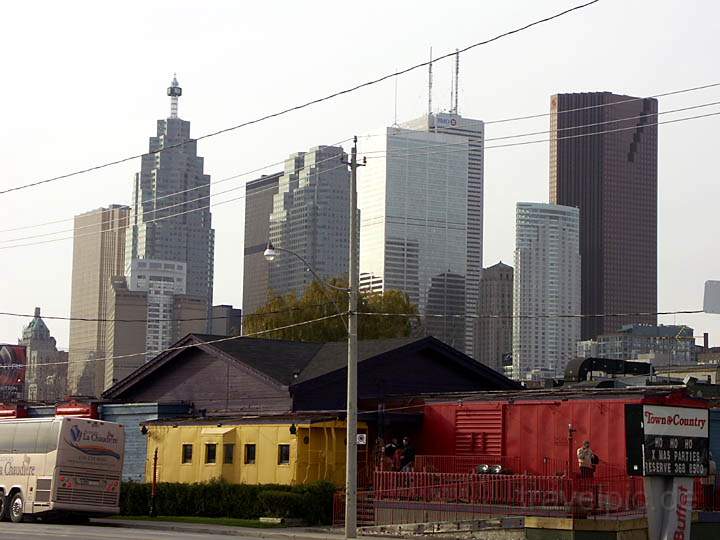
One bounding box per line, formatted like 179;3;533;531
264;242;351;292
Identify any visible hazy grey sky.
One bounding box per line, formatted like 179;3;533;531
1;0;719;348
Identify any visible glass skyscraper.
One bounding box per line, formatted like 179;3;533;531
358;122;474;354
267;146;351;299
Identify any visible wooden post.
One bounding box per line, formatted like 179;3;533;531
149;447;158;517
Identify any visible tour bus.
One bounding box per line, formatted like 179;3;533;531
0;416;124;522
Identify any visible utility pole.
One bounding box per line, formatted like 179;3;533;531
344;136;364;539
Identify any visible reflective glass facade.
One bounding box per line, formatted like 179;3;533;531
358;127;470;353
268;146;351;299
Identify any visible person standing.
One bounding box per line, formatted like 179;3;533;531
576;440;595;479
400;437;416;472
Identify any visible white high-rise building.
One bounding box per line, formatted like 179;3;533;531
512;202;580;380
358;116;480;355
402;112;484;356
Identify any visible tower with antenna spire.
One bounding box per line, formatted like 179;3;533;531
167;74;182;119
125;76;215;352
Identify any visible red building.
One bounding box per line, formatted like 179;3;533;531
418;387;706;475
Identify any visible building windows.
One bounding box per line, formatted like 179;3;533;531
205;443;217;464
223;444;234;465
278;444;291;465
181;444;193;464
244;444;256;464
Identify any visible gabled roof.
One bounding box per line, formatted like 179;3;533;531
103;334;520;399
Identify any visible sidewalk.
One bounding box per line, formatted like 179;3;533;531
92;518;378;539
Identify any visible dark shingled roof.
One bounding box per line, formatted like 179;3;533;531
295;337;419;383
190;334;323;385
103;333;520;399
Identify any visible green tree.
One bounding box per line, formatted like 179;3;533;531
241;279;418;341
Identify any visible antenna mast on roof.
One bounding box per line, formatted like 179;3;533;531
453;49;460;114
449;60;454;112
427;47;433;119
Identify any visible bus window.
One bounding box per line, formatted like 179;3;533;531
0;422;16;453
12;422;40;454
37;421;61;453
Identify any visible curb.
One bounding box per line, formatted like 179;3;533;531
92;519;349;539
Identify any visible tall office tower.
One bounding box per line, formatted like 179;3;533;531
268;146;351;298
20;307;68;402
242;172;281;317
550;92;658;339
475;262;513;372
68;205;129;396
358;124;473;354
126;75;215;330
402;112;484;357
512;203;581;380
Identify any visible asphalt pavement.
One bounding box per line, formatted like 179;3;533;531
0;521;350;540
2;522;223;539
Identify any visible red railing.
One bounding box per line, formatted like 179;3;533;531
414;454;522;475
333;471;720;527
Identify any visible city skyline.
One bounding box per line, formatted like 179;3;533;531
1;2;718;352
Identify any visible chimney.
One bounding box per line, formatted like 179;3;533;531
704;332;709;350
34;307;40;318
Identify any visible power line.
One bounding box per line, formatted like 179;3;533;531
0;157;351;244
355;309;705;320
364;109;720;160
2;107;717;250
0;0;601;197
0;138;351;236
4;104;718;250
0;302;340;325
484;82;720;125
0;313;345;369
3;90;717;242
0;159;350;249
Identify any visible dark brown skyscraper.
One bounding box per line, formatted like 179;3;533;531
550;92;658;340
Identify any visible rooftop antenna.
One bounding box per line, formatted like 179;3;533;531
449;60;454;113
427;47;433;120
393;69;398;127
453;49;460;114
167;73;182;119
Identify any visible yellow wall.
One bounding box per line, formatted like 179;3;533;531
145;421;360;486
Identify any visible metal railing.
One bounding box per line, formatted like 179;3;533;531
333;470;720;527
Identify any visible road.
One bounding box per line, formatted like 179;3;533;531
0;522;272;540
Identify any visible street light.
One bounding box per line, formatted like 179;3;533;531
264;138;362;539
263;243;277;262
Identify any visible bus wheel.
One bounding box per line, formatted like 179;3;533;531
9;492;23;523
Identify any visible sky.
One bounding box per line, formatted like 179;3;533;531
1;0;719;349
